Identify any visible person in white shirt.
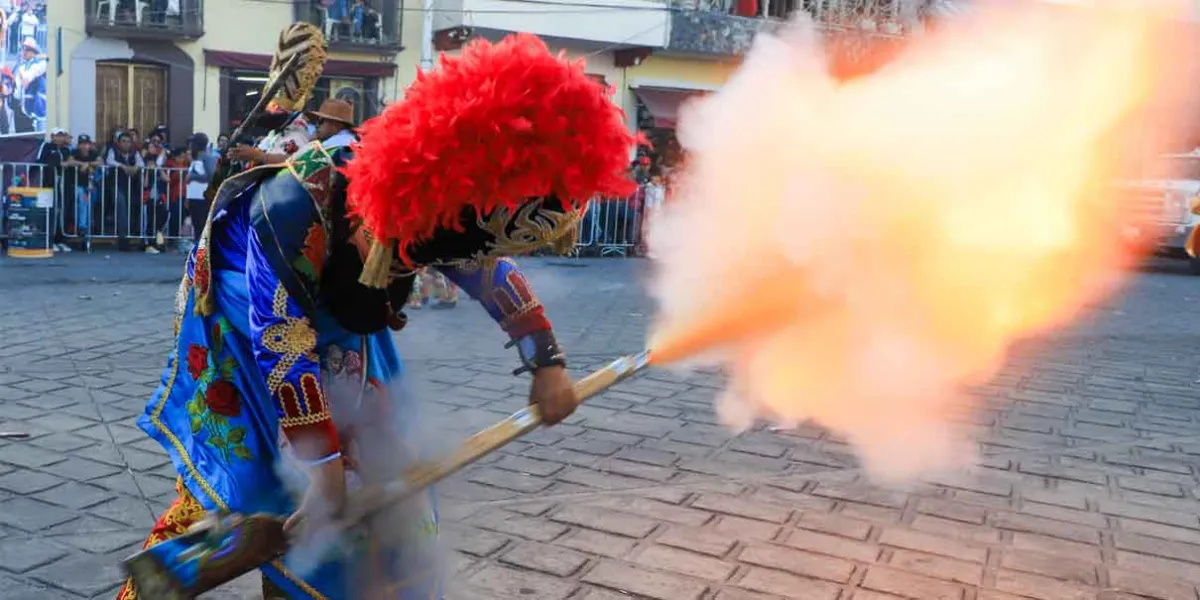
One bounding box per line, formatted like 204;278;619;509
18;7;35;44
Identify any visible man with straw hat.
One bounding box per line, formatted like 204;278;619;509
13;36;44;132
306;97;358;150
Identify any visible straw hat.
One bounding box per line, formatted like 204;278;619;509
306;99;356;129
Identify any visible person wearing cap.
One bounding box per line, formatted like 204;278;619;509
13;36;45;133
36;127;73;251
63;134;104;249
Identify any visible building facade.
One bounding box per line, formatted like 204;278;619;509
46;0;426;147
39;0;940;148
429;0;933;161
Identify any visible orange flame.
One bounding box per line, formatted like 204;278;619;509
646;1;1196;482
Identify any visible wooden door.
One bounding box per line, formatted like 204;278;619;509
131;65;168;138
95;63;130;145
95;62;167;144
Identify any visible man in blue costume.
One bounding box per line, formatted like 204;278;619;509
117;30;640;600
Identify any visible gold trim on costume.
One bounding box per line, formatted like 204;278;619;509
478;199;584;258
150;283;329;600
261;283;319;394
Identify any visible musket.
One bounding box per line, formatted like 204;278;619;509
122;351;653;599
202;52;302;204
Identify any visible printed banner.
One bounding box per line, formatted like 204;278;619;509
0;0;48;138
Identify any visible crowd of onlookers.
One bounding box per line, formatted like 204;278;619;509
309;0;386;44
30;125;226;254
14;120;683;267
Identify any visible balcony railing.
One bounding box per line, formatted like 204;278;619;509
664;0;925;58
671;0;930;31
84;0;205;40
297;0;403;53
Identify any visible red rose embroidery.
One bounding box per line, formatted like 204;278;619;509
205;380;241;417
193;247;211;296
186;344;208;380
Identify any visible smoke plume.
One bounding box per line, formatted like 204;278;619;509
646;0;1195;482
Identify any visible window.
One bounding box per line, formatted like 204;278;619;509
96;62;168;144
225;71;378;133
314;78;368;126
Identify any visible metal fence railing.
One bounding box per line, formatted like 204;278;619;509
0;160;657;258
0;162;192;253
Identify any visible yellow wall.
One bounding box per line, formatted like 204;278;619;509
44;1;733;141
46;0;87;135
626;54;737;91
46;0;425;139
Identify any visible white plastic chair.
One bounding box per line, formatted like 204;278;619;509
94;0;114;24
95;0;149;25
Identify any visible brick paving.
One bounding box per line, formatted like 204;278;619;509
0;252;1198;599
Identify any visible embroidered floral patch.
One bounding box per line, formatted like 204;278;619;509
186;344;208;380
193;246;211;298
185;316;253;462
295;222;327;280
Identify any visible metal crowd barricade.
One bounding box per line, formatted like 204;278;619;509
81;164;191;249
574;186;646;257
0;162;51;250
0;161;192;253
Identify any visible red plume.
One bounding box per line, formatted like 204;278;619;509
344;34;637;257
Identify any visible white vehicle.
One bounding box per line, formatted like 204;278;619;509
1118;152;1200;274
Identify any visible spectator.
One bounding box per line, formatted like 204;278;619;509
638;173;666;255
143;133;167;168
184;133;216;243
320;0;349;40
139;135;168;250
406;267;458;310
150;124;170;150
126;127;142;153
306;98;356;147
215;133;230;155
632;155;652;185
13;37;45;133
2;1;15;57
105;131;145;251
62;134;103;250
0;67;15;134
18;6;35;45
36;127;72;252
146;146;189;254
149;0;168;25
351;0;365;39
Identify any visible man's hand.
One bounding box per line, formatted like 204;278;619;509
283;455;347;538
227;146;264;164
530;365;578;425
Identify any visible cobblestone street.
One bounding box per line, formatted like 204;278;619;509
0;253;1199;600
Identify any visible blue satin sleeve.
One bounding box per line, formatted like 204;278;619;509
435;258;552;338
246;227;339;458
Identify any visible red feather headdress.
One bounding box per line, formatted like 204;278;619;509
344;33;637;263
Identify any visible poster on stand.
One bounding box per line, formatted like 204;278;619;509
5;186;53;257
